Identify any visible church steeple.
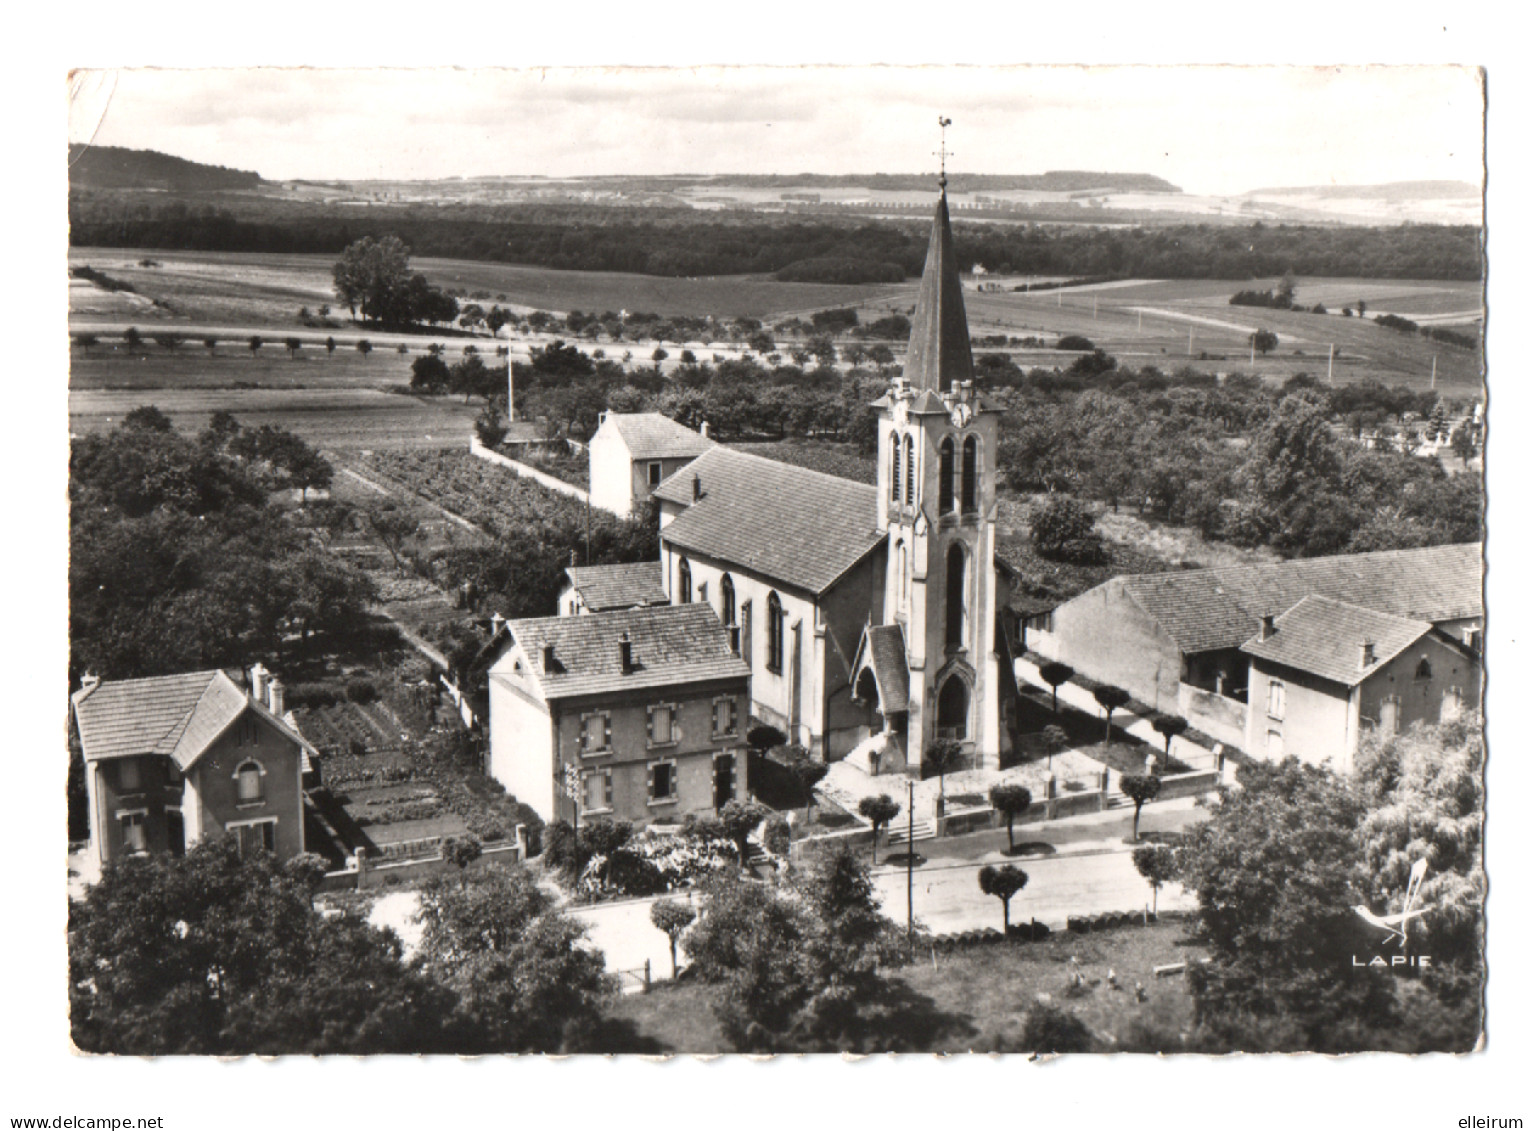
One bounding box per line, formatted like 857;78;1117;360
900;189;974;392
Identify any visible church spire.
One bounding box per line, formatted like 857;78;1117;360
900;187;974;392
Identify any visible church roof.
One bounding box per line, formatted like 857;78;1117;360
653;446;883;596
901;191;975;392
852;623;910;714
602;412;716;460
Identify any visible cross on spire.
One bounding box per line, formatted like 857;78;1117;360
935;115;953;189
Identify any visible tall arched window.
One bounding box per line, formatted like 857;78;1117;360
766;592;785;674
961;435;978;513
720;573;735;626
945;543;967;648
678;557;692;603
890;433;901;504
937;675;970;740
903;436;915;506
939;436;956;513
235;759;265;803
895;541;906;609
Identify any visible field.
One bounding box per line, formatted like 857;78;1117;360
602;916;1207;1053
69;246;906;325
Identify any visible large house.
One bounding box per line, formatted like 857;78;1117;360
1241;596;1481;772
588;411;716;519
1029;542;1483;754
72;665;315;868
487;604;751;826
649;188;1018;774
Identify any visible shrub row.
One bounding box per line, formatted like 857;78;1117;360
930;921;1053;952
1067;910;1157;933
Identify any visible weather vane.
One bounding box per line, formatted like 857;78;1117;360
936;116;953;188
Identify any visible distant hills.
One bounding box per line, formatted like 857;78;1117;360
68;145;262;192
1244;180;1481;201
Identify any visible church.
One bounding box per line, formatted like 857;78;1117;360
639;184;1018;776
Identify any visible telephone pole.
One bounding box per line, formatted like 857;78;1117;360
906;778;916;955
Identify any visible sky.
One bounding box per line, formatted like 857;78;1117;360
67;65;1484;196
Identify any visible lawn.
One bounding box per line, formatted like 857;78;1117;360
601;916;1207;1053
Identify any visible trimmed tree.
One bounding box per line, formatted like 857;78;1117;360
650;897;696;978
285;336;302;359
203;336;219;355
718;800;766;872
325;336;337;358
989;783;1034;854
747;724;787;754
978;863;1029;933
1120;773;1162;843
924;739;965;811
1093;684;1131;743
1039;661;1074;714
1151;713;1188;761
1041;725;1069;774
356;339;373;359
857;794;901;866
1132;843;1177;915
247;334;263;358
441;835;483;885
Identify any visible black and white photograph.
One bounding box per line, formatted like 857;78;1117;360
8;13;1527;1127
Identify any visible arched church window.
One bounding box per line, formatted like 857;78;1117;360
945;542;967;648
766;591;785;674
939;436;956;513
890;434;901;504
678;558;692;604
937;675;970;740
895;541;907;608
962;435;978;513
903;436;915;506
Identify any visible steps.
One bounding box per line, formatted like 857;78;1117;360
886;819;937;845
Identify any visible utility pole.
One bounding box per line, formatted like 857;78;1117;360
1431;355;1438;390
906;777;916;956
1188;328;1194;357
1327;343;1334;382
1093;296;1098;320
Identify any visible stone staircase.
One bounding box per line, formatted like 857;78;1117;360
886;818;938;846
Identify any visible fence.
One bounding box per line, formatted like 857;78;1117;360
318;827;526;892
469;437;590;503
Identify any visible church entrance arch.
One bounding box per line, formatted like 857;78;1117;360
936;671;971;741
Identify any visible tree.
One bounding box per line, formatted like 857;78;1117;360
977;863;1029;932
356;339;373;359
1018;1003;1094;1053
1151;713;1188;759
652;347;669;363
367;502;421;574
154;333;183;350
1040;725;1069;774
74;332;99;350
1250;329;1279;356
1357;299;1367;318
285;336;302;360
857;795;901;866
122;405;174;433
1132;843;1177;915
333;234;411;323
1030;496;1105;564
1039;661;1074;714
475;400;508;448
1119;773;1161;843
441;834;483;882
325;336;337;358
411;352;451;394
203;336;218;355
650;898;697;978
718;800;766;871
747;724;787;754
988;784;1033;853
924;739;964;810
1092;684;1131;743
747;330;775;355
123;326;142;350
247;335;262;358
782;745;829;812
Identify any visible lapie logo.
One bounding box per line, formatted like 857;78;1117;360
1352;857;1432;968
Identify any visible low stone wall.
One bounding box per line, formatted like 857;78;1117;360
1153;768;1221;801
470;438;590;503
319;832;525;891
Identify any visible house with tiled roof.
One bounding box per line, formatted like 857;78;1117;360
71;665;315;869
559;561;669;616
646;187;1018;774
1030;542;1483;753
1240;596;1481;771
487;604;751;825
589;411;716;519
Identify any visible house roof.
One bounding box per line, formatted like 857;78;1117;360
497;604;750;700
1240;596;1435;687
602;412;716;460
654;446;884;596
1117;543;1482;656
852;623;910;713
902;191;975;393
564;561;669;612
72;669;318;771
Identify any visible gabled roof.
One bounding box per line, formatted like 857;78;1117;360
601;412;716;460
1240;596;1435;687
850;623;910;713
653;446;883;596
902;191;974;393
496;604;750;701
72;669;317;771
564;561;668;612
1116;543;1482;656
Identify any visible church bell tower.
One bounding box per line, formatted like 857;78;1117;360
865;177;1007;776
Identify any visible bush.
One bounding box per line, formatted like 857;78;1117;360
345;678;379;705
1030;496;1106;565
1056;334;1095;351
286;682;343;709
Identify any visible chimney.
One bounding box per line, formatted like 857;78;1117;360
1259;614;1276;641
1360;641;1376;669
700;420;710;438
542;644;556;673
250;663;270;702
692;473;702;502
619;630;633;674
491;612;506;636
267;677;285;717
80;672;100;695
